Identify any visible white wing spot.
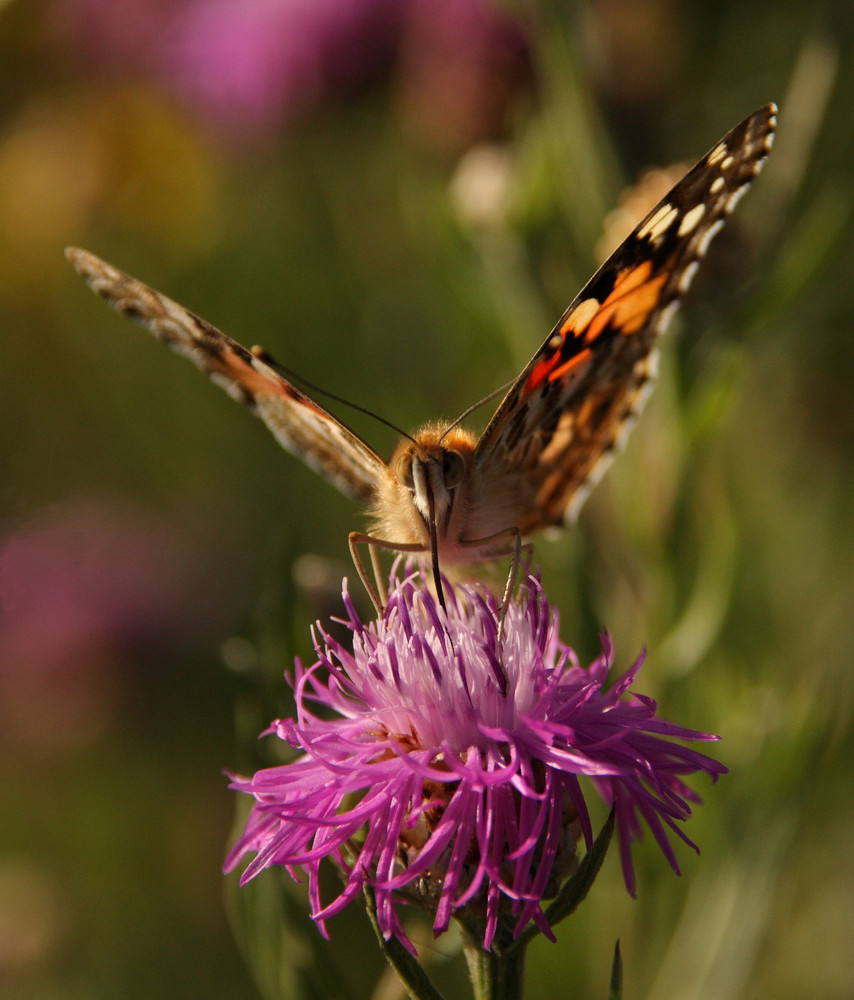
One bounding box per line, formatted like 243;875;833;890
677;202;706;237
726;184;748;212
696;217;725;257
561;297;601;336
710;175;726;195
678;259;700;292
645;347;660;380
706;143;727;165
719;154;734;171
657;299;680;334
638;202;678;242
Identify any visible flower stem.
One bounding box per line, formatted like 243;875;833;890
363;886;446;1000
461;929;526;1000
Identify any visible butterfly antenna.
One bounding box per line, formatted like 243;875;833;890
439;379;514;442
253;347;417;445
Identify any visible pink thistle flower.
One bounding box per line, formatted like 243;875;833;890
226;567;725;951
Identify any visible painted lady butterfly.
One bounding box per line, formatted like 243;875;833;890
67;104;776;610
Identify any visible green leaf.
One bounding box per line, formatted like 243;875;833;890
226;867;359;1000
607;941;623;1000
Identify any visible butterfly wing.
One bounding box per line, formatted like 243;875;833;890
66;247;389;504
474;103;777;530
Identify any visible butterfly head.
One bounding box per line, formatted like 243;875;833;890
389;424;476;534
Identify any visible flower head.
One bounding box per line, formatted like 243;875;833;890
226;567;725;951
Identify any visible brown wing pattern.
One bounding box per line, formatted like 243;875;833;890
65;247;389;504
474;104;777;530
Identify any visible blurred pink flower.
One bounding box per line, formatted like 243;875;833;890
0;500;223;754
394;0;533;154
160;0;404;132
49;0;180;70
53;0;404;134
53;0;531;143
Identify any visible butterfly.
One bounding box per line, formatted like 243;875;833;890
67;103;776;613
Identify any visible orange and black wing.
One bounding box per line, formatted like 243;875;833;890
474;103;776;529
66;247;389;505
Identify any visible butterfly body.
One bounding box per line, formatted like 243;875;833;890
66;104;776;601
375;422;532;566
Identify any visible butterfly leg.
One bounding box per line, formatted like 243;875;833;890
348;531;427;615
458;528;533;644
368;543;386;610
496;531;524;648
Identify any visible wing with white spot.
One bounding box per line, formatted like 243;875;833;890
66;247;389;504
474;103;777;529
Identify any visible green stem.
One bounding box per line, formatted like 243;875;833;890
461;927;526;1000
363;886;446;1000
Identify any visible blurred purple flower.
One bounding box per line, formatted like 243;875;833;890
394;0;533;154
53;0;403;133
160;0;404;133
226;566;725;950
0;500;225;755
52;0;531;143
49;0;180;70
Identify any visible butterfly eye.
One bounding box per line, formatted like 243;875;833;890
442;450;466;489
397;453;414;489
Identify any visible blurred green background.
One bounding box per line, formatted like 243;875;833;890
1;0;852;998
